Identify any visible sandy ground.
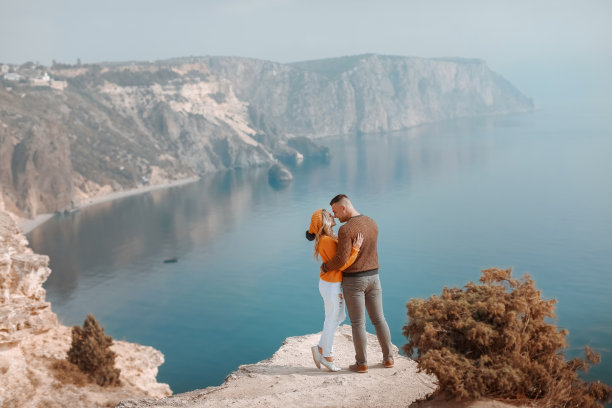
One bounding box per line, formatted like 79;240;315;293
18;177;199;234
116;325;521;408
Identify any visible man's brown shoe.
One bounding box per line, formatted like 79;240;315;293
383;358;394;368
348;363;368;373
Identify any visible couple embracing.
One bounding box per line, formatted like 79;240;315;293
305;194;394;373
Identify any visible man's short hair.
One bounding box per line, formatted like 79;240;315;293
330;194;349;206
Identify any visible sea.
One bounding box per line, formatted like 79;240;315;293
27;99;612;395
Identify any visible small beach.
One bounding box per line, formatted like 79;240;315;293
18;177;200;234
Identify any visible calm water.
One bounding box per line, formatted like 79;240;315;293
28;101;612;394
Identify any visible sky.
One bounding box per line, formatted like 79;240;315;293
1;0;611;102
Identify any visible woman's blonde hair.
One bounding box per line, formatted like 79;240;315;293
314;210;336;260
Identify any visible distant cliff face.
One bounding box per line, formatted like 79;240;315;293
0;54;533;218
205;54;534;137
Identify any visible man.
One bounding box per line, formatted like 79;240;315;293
321;194;394;373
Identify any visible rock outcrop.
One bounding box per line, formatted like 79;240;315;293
0;54;533;218
0;210;171;407
267;162;293;188
0;210;58;345
116;325;436;408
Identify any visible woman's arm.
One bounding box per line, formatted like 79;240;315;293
321;226;352;272
338;232;363;272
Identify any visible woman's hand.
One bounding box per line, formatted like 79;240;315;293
352;233;364;250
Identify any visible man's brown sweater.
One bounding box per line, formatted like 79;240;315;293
322;215;379;274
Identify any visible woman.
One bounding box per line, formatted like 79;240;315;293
306;209;363;371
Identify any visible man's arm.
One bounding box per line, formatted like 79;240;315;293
338;247;359;272
321;226;353;272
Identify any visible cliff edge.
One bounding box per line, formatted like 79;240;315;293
117;325;433;408
0;210;172;407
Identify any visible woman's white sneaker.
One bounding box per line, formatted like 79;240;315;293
320;358;341;372
311;346;322;369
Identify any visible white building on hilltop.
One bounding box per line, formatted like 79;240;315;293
3;73;21;81
31;72;51;86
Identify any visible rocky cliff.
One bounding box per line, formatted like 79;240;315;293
0;54;533;218
207;54;533;137
0;210;171;407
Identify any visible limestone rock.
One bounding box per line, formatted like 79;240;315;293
268;162;293;188
116;325;437;408
0;210;57;344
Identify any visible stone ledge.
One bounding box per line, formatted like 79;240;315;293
117;325;437;408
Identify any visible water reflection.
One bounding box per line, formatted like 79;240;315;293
29;168;276;305
308;116;499;199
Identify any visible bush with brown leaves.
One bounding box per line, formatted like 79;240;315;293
51;358;89;386
67;314;121;387
402;268;612;407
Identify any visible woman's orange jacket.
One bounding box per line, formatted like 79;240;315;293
317;235;359;283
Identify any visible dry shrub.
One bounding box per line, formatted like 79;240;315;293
67;314;121;387
50;358;89;386
402;268;612;407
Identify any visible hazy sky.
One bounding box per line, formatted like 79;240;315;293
1;0;611;101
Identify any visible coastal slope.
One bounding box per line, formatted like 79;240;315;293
0;54;533;219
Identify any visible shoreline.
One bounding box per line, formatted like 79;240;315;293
18;177;200;234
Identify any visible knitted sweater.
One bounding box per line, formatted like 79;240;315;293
322;215;379;274
317;235;359;283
